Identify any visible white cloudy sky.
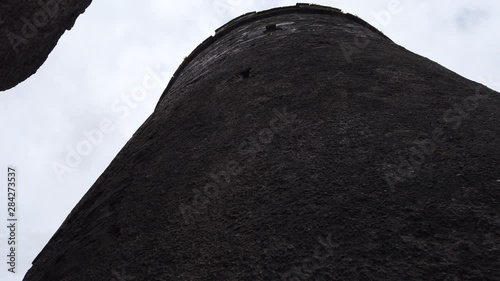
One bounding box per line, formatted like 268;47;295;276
0;0;498;279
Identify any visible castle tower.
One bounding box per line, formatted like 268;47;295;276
24;4;500;280
0;0;91;91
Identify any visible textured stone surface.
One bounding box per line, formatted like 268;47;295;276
24;4;500;281
0;0;92;91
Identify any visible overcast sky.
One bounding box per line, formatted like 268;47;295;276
0;0;498;279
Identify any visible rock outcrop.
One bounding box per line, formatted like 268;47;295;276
24;4;500;280
0;0;92;91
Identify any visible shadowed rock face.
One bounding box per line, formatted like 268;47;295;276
0;0;92;91
24;4;500;281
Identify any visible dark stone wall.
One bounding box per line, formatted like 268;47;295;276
0;0;92;91
24;4;500;281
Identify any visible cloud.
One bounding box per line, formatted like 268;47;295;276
454;8;489;30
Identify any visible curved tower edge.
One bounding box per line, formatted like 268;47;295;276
154;3;390;111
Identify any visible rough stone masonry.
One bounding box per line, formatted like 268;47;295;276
0;0;92;91
21;4;500;281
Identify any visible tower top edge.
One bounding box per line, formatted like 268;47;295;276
154;3;389;111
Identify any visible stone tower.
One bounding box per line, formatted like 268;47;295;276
0;0;92;91
24;4;500;280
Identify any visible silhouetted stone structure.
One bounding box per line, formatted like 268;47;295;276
0;0;92;91
24;4;500;280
